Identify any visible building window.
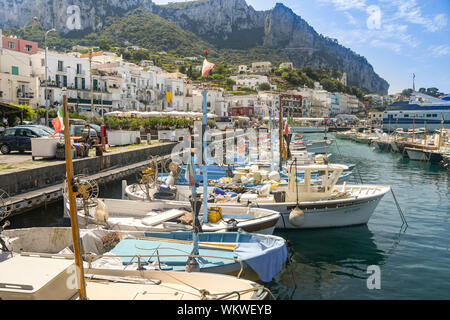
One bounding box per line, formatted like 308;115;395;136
8;42;15;49
76;64;82;74
11;66;19;75
41;59;45;67
58;61;64;72
81;78;86;90
25;45;33;52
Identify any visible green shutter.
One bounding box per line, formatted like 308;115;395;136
11;66;19;75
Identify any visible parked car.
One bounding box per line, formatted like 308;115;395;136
0;127;49;154
16;124;64;137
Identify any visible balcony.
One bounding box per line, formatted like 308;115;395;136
56;67;68;73
17;90;34;99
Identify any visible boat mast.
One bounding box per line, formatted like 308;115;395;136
279;94;283;171
269;106;274;170
202;89;208;224
413;114;415;142
439;113;444;148
62;92;87;299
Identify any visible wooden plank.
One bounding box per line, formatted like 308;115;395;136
141;210;186;226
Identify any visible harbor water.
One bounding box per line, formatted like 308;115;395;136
7;133;450;300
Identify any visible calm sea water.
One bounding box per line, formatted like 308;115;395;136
8;133;450;300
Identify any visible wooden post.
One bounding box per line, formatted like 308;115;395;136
62;94;87;300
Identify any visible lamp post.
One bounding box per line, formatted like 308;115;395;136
34;17;56;127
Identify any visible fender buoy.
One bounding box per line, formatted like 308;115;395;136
289;206;305;227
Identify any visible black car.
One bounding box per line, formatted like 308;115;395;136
0;127;49;154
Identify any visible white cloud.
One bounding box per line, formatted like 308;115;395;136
429;45;450;58
344;12;358;25
370;39;402;53
389;0;448;32
318;0;367;11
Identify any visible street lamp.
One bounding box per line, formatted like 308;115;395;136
34;17;56;127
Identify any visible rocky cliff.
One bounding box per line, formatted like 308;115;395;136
0;0;389;94
154;1;389;94
0;0;153;33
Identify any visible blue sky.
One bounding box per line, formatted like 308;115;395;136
153;0;450;95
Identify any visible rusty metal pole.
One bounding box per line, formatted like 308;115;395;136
62;93;87;300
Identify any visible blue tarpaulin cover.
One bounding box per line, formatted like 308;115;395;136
235;236;287;283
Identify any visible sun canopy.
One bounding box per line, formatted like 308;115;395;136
105;110;217;119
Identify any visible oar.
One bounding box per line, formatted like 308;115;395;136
137;237;237;251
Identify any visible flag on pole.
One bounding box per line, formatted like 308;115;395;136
202;58;215;77
185;154;195;187
50;107;64;136
284;120;289;136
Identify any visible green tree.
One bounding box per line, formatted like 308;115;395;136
258;83;271;91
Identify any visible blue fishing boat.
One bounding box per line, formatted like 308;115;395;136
108;231;288;282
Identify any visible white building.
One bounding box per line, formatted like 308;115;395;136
230;75;276;91
31;50;99;113
238;65;248;73
251;61;272;74
0;46;39;108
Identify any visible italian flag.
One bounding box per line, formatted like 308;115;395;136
51;107;64;136
202;58;215;77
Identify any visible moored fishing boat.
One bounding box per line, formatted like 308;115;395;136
0;227;287;284
63;191;280;234
128;163;390;230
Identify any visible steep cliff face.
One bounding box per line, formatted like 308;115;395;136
0;0;389;93
155;1;388;93
0;0;153;32
264;4;389;94
153;0;266;49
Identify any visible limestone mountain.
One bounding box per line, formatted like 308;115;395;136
0;0;389;94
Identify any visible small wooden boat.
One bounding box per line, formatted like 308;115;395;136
1;227;287;284
64;197;280;235
0;254;268;300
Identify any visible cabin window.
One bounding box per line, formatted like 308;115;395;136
432;114;437;118
426;114;431;117
404;114;409;117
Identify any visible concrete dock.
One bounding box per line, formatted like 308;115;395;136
1;142;177;217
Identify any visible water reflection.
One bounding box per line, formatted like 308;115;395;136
270;225;386;299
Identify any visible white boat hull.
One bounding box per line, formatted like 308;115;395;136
126;184;390;230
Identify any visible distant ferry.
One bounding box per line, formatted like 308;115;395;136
383;92;450;132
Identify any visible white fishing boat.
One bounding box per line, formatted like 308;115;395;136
127;163;390;230
63;188;280;234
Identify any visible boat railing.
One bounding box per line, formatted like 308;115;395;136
18;251;246;279
339;184;380;196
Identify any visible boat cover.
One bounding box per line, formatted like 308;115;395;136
234;236;287;282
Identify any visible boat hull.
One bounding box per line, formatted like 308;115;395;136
126;185;390;230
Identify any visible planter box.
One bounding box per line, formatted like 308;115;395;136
31;137;60;160
108;130;141;146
